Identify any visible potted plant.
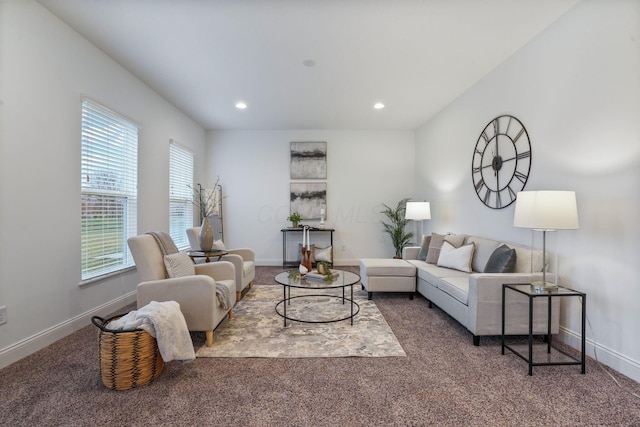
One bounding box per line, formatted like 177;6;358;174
287;212;302;228
380;198;414;258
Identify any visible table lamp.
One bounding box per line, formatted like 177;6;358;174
513;191;579;290
405;201;431;243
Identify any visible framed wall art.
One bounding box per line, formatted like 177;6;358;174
290;141;327;179
290;182;326;220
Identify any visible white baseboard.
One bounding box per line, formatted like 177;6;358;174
558;326;640;383
0;292;136;370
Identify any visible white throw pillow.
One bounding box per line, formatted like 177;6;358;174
164;252;195;278
437;241;475;273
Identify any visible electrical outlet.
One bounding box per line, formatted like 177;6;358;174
0;306;6;325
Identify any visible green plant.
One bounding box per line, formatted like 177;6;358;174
380;198;414;258
287;212;302;225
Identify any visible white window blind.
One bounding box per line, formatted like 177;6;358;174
169;141;194;250
81;99;138;281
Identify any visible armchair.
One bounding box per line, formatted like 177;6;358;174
127;234;237;347
186;227;256;301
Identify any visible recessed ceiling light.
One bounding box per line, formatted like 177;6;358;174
302;59;316;67
235;102;247;109
374;102;385;109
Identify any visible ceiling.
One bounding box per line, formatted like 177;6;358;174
38;0;580;131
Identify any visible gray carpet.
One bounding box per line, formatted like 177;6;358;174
196;284;405;358
0;266;639;426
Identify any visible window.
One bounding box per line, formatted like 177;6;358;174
169;141;194;250
81;99;138;281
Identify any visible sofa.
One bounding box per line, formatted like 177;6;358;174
403;232;559;346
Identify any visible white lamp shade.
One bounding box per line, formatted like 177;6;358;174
405;202;431;220
513;191;579;230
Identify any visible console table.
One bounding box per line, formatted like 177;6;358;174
502;283;586;376
281;227;334;268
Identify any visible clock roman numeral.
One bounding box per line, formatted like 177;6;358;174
515;171;528;183
475;177;485;192
493;119;499;136
507;185;516;201
517;150;531;160
513;128;525;142
483;188;492;205
481;131;489;143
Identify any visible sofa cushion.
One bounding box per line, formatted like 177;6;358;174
466;236;500;272
484;244;517;273
417;234;431;261
506;244;545;273
360;258;416;277
407;260;470;281
433;276;469;305
437;241;475;273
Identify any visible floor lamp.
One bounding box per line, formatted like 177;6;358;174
405;201;431;244
513;191;579;291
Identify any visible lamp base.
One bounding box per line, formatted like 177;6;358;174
531;281;559;292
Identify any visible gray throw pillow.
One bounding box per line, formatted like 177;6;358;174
484;244;517;273
425;233;446;264
418;235;431;261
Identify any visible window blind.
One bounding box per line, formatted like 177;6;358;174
81;99;138;281
169;141;194;250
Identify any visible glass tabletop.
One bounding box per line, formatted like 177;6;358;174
274;269;361;290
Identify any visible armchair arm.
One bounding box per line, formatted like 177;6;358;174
402;246;420;260
226;248;255;262
194;260;235;282
136;275;218;331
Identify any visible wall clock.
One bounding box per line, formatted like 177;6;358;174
471;115;531;209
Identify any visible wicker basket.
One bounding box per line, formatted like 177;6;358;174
92;314;164;391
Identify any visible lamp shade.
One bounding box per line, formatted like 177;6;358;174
513;191;579;230
405;202;431;220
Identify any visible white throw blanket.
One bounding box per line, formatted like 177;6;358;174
107;301;195;363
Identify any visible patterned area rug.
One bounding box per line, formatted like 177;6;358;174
196;284;406;358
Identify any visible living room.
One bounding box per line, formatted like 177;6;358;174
1;0;639;423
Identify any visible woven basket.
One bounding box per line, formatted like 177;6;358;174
92;314;164;391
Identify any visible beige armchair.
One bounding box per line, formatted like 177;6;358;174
186;227;256;301
127;234;236;347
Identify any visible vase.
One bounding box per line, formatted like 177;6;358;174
198;216;214;251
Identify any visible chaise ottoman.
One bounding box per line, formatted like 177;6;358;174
359;258;416;300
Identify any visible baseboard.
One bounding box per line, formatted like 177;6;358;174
558;326;640;383
0;291;136;370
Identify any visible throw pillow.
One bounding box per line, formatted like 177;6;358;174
444;233;466;248
437;241;475;273
212;239;226;251
484;244;517;273
164;252;195;278
313;245;333;263
417;234;431;261
425;233;446;264
466;236;500;272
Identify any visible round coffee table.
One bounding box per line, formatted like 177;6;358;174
273;270;361;326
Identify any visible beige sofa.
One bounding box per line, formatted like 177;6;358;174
403;233;559;346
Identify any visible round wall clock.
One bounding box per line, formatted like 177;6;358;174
471;115;531;209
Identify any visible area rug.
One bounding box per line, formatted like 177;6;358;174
195;284;406;358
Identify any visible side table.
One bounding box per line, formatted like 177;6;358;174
281;227;334;269
502;283;586;376
187;250;228;263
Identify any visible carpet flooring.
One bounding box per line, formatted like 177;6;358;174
0;266;639;426
195;284;406;358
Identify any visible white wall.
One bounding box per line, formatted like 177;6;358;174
0;1;206;368
415;0;640;382
206;130;415;265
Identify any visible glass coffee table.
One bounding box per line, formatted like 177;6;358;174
273;270;361;327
